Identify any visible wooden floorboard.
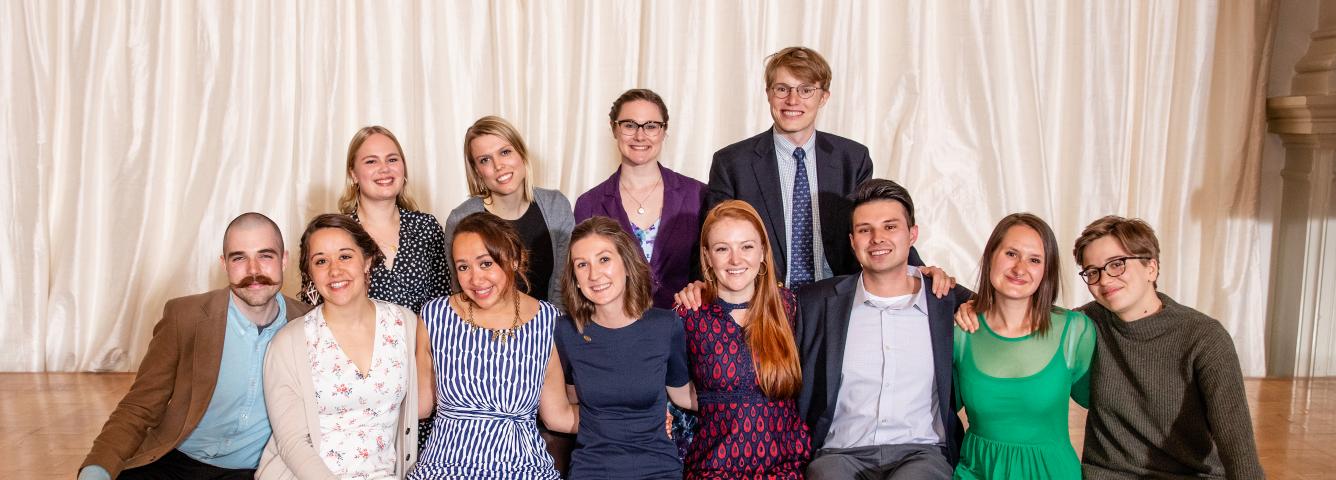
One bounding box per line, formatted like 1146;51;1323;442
2;374;1332;479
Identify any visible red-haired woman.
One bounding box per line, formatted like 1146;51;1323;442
677;200;811;478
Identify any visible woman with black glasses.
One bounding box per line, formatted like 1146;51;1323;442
573;89;707;462
574;88;706;310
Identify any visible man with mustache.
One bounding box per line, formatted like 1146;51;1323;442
80;212;312;479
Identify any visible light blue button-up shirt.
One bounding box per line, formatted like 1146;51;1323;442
176;293;288;468
825;267;945;449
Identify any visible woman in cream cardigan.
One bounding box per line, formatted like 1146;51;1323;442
258;214;433;479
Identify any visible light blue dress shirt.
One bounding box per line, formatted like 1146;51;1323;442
175;294;288;468
825;267;945;449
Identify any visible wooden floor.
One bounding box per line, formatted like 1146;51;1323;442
2;374;1333;479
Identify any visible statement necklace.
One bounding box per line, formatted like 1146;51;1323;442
463;291;521;342
620;175;662;215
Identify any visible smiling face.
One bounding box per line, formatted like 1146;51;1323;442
221;224;287;308
1081;234;1160;319
612;99;666;167
469;134;527;197
988;225;1047;302
767;66;829;143
349;133;405;204
452;231;513;310
850;199;918;277
570;234;628;308
304;228;371;307
705;217;766;300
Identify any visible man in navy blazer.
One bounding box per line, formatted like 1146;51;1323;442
796;179;969;479
707;47;922;288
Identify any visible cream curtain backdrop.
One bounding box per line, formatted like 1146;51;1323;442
1;1;1275;373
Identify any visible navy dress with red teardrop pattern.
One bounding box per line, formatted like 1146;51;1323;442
677;288;812;479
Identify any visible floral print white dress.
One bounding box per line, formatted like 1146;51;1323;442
305;300;409;479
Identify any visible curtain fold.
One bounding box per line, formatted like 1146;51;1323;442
0;0;1275;374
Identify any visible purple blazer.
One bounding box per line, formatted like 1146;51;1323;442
574;163;707;309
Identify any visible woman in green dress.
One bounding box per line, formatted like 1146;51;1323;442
953;213;1096;479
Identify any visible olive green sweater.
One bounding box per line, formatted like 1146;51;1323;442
1078;293;1264;479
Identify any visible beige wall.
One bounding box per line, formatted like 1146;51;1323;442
1262;0;1318;274
1264;0;1330;376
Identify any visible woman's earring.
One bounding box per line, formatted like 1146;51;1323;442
302;277;322;305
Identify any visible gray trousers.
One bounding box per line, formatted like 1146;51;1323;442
807;444;953;480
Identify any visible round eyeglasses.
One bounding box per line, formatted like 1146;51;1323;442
1078;256;1151;285
613;120;666;137
768;83;823;99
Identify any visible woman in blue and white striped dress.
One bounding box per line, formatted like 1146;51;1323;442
409;212;563;479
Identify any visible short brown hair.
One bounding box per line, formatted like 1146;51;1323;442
764;47;833;91
973;213;1062;336
299;213;383;281
852;179;915;227
1073;215;1161;288
561;217;653;332
461;116;535;203
608;88;669;126
451;212;531;296
337;126;420;215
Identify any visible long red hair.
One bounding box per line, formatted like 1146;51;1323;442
699;200;802;399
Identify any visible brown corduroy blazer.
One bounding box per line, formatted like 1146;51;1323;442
81;288;311;478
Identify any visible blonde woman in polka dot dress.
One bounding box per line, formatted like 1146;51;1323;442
302;126;455;449
302;125;453;314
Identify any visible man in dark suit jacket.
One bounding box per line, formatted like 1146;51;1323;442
707;47;924;289
796;180;969;480
80;213;312;480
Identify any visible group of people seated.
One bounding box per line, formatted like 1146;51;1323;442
80;47;1263;479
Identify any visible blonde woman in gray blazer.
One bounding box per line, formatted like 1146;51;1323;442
444;116;575;311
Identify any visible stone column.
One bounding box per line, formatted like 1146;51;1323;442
1266;3;1336;376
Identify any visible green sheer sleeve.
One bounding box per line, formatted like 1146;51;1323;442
1062;309;1097;407
953;324;969;411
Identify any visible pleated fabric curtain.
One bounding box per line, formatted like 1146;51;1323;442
0;0;1275;373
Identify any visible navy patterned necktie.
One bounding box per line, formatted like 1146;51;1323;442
790;146;814;287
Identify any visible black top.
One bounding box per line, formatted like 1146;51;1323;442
509;203;554;303
555;308;690;479
299;208;452;314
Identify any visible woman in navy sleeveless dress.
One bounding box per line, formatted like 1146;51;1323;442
543;217;695;479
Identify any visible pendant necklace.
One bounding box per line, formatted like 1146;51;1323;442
620;175;662;215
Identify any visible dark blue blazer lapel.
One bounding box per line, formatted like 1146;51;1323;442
747;132;788;277
924;277;969;463
924;276;955;426
815;274;859;445
815;132;845;207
